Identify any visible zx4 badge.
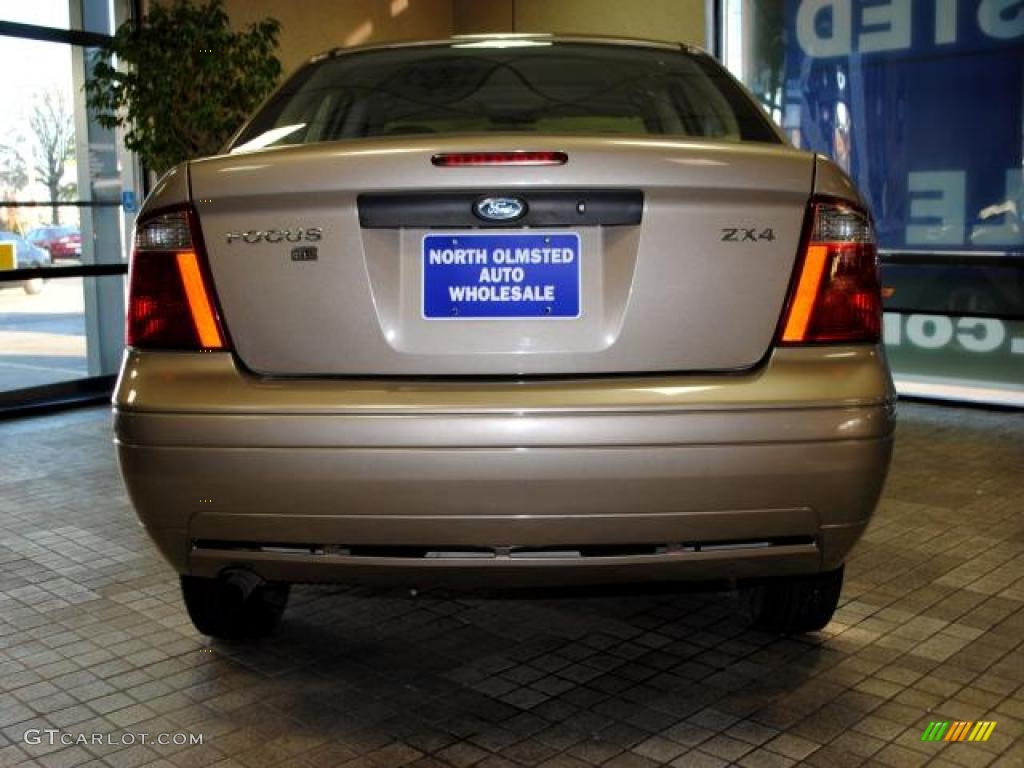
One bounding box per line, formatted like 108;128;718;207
721;227;775;242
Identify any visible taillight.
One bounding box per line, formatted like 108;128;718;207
432;151;568;167
127;205;228;350
779;200;881;344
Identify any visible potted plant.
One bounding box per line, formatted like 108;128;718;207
85;0;281;178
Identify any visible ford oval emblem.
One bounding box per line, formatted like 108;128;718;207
473;196;527;222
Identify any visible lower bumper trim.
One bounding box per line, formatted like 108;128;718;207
189;541;822;587
192;535;816;560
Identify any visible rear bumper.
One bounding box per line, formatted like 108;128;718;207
113;346;895;586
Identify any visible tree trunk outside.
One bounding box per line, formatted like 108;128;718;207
49;183;60;225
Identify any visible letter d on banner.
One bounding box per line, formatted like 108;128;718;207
796;0;853;56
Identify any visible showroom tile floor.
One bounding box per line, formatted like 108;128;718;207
0;402;1022;768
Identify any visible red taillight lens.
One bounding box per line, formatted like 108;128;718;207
432;151;568;167
780;200;881;344
127;206;228;350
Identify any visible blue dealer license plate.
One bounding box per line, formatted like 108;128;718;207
423;233;581;319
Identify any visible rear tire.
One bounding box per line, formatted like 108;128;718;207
742;566;844;634
181;573;290;640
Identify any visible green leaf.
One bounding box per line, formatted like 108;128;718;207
83;0;281;175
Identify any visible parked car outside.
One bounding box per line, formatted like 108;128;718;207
0;230;51;294
27;224;82;261
113;36;895;640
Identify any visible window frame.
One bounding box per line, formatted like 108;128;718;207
0;5;141;417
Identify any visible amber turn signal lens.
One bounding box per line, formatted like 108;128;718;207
780;201;881;344
127;207;228;350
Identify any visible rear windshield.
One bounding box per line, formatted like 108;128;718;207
231;42;780;151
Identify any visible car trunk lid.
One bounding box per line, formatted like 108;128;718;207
190;135;813;376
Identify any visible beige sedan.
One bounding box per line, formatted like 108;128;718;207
114;35;894;639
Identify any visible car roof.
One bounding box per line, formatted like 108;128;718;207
311;33;707;64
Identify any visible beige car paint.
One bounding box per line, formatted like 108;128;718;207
115;344;894;584
189;137;813;376
115;38;894;589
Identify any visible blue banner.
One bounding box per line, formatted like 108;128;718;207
783;0;1023;252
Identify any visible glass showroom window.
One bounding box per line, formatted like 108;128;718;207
722;0;1024;406
0;0;139;408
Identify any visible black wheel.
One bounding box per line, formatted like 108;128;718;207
742;566;844;634
181;572;290;640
